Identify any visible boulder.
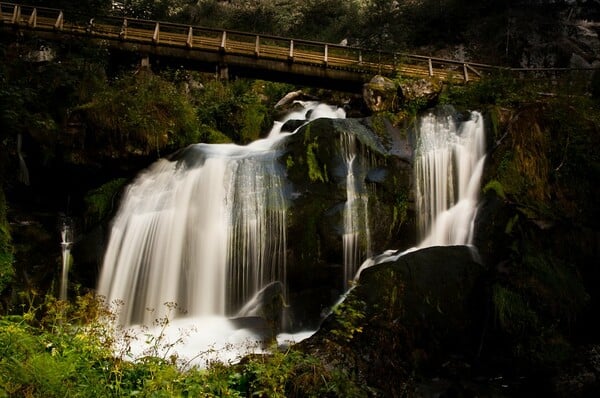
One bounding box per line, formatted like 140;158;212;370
281;116;414;329
362;75;399;112
299;246;486;396
398;77;443;105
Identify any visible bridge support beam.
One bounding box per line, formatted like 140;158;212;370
140;55;150;70
217;64;229;80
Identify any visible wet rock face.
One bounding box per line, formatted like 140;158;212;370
281;116;414;329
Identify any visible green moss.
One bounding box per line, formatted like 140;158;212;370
483;179;506;200
492;284;538;336
239;101;267;144
504;214;519;235
306;142;327;183
201;126;232;144
84;178;128;226
392;189;409;231
487;106;501;142
285;155;295;169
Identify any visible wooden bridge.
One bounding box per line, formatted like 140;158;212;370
0;2;505;91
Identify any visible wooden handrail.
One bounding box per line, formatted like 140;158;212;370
2;1;593;85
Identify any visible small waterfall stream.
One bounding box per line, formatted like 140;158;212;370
356;109;486;276
59;218;73;301
340;132;372;288
415;110;486;247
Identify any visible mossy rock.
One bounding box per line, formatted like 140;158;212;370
300;246;485;395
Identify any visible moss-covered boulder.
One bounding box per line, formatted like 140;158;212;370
363;75;399;113
281;116;414;329
300;246;485;396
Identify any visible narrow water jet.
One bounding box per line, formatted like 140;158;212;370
59;217;73;301
340;132;372;288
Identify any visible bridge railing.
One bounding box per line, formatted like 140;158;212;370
4;2;563;85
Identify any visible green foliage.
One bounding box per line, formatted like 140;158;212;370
111;0;191;20
329;293;366;343
79;72;201;155
84;178;128;226
243;346;365;397
391;188;409;233
492;284;538;337
0;294;364;396
441;71;532;108
0;190;14;301
195;79;274;144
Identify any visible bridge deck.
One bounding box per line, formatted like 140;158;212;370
0;2;500;90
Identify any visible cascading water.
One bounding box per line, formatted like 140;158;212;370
414;110;486;248
340;132;372;288
59;218;73;301
97;137;290;326
355;109;486;277
97;102;347;367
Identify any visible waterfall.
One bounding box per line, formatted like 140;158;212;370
340;132;372;288
17;134;30;186
414;110;486;247
97;141;289;325
59;218;73;301
355;110;486;277
97;102;345;327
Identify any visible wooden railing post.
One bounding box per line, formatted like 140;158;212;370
220;31;226;52
28;8;37;28
152;22;160;44
428;58;433;77
324;44;328;65
288;40;294;61
463;63;469;82
358;50;363;65
11;5;21;25
186;26;193;48
119;18;127;39
54;10;63;30
254;35;260;57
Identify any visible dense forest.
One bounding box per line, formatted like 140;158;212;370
1;0;599;396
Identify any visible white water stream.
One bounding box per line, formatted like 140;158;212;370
341;132;372;288
59;218;73;301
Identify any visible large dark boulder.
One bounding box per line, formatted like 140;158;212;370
299;245;486;396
